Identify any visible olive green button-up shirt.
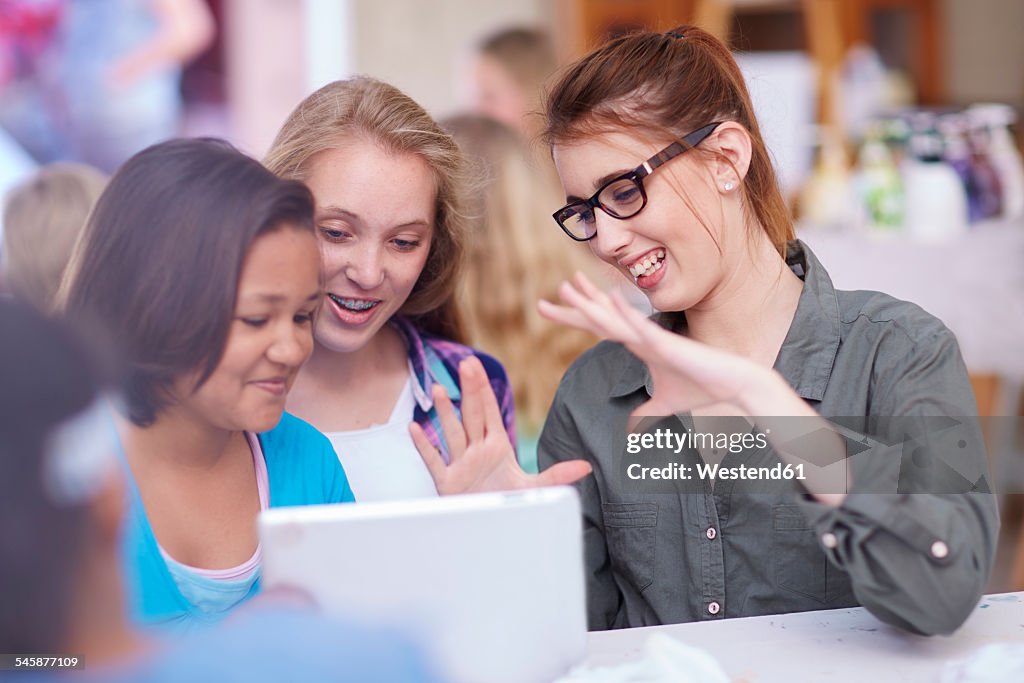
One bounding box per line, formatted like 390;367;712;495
538;241;999;635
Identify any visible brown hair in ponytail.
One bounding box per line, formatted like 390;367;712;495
543;25;793;255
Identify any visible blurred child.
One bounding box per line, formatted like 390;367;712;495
1;162;107;310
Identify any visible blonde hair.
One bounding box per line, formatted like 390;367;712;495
264;77;471;342
2;163;107;311
443;114;598;434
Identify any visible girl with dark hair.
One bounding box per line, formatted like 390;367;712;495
0;298;437;682
418;26;998;636
59;138;354;630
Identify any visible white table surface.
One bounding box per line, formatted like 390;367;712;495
583;592;1024;681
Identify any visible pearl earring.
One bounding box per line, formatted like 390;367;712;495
723;182;734;192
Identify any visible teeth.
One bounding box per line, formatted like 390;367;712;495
329;294;378;311
628;251;666;278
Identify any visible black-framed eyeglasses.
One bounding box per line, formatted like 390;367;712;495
552;122;722;241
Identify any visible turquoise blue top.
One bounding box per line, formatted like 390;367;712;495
120;412;354;631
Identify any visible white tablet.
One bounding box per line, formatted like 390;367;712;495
260;486;587;683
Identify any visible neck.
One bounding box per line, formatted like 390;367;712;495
683;229;802;364
300;322;407;388
119;408;235;472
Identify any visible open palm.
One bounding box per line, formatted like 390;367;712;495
410;356;591;495
538;274;765;418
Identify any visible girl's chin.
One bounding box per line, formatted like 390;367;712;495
313;319;389;355
245;408;286;433
646;286;698;314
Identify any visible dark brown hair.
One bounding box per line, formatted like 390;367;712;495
60;138;315;426
0;298;110;652
543;24;793;254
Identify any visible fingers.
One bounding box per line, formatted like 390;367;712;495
471;358;507;438
610;290;680;353
431;384;467;463
410;422;446;485
558;277;640;346
457;359;487;446
539;272;628;340
571;271;608;303
537;298;597;334
609;289;709;369
536;460;593;487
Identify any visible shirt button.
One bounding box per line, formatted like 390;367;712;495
821;532;838;549
931;541;949;559
706;527;717;540
707;601;721;615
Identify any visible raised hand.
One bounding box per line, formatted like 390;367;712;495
538;273;771;418
410;356;592;495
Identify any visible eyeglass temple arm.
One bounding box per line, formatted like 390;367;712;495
637;122;722;178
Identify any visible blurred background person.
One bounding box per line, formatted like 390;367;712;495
1;161;107;310
0;297;440;682
466;26;557;145
442;113;598;473
0;0;214;173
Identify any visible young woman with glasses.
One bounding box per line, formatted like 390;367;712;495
418;25;997;637
263;77;588;501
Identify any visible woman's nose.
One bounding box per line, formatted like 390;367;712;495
267;323;311;367
343;244;386;290
591;212;632;262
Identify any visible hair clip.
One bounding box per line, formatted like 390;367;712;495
665;29;687;40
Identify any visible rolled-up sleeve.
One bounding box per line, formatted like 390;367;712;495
796;326;999;635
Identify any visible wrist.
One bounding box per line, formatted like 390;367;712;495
737;367;792;416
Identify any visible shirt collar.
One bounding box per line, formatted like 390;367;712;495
609;239;841;401
388;316;436;412
774;239;841;400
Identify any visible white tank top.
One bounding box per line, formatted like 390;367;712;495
325;375;439;502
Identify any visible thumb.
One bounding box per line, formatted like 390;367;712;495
536;460;593;487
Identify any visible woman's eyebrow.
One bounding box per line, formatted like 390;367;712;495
239;291;321;305
317;206;358;219
566;167;633;202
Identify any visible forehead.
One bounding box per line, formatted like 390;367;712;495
303;139;437;223
551;130;668;195
237;228;319;297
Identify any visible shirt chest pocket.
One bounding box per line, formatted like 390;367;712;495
772;504;852;605
602;502;658;593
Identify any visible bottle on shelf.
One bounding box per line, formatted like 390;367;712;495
967;103;1024;222
854;122;904;234
799;125;855;231
902;114;969;242
965;118;1004;223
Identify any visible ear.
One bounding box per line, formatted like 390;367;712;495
707;122;753;192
